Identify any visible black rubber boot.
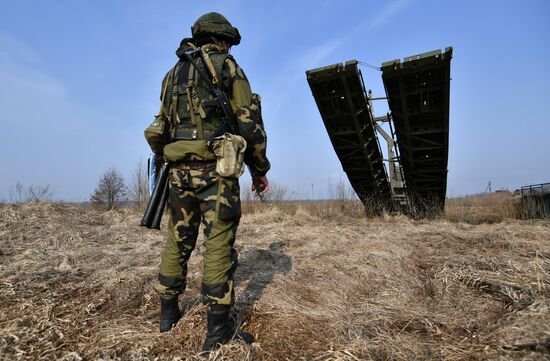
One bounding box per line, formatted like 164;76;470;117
202;304;234;351
202;304;254;351
159;296;181;333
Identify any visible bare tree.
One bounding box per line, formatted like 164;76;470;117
10;182;54;203
127;159;149;209
240;180;292;213
332;178;354;201
91;168;127;210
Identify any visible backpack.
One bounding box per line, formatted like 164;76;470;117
145;43;232;161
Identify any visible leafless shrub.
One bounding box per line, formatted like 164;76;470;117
329;177;353;212
241;181;294;214
263;182;291;203
127;159;149;210
90;168;127;210
308;178;364;218
9;182;54;203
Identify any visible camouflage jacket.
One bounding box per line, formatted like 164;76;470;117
146;41;270;177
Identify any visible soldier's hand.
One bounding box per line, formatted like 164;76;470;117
252;176;269;194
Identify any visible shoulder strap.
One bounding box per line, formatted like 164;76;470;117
201;47;220;86
161;71;171;103
200;47;231;89
185;64;204;139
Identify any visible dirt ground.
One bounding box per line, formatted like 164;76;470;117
0;203;549;360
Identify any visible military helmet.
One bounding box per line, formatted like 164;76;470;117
191;12;241;46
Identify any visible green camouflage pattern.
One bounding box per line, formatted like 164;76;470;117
161;45;230;138
147;42;270;176
192;12;241;46
144;104;170;156
162;139;216;162
223;57;270;176
149;39;270;306
235;93;270;176
154;163;240;305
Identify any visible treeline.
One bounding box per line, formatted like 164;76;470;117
3;160;149;210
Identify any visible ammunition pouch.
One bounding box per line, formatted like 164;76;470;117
210;133;246;178
163;140;216;162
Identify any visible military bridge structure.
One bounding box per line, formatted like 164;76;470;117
520;183;550;219
306;47;452;214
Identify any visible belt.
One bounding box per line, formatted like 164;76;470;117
173;127;215;140
172;160;217;169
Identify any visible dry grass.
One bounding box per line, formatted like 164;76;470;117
243;200;367;220
1;202;549;360
445;192;520;224
246;191;526;224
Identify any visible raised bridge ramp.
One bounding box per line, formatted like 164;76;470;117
382;48;452;211
306;61;391;209
306;48;452;214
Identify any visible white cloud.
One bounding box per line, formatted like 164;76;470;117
261;0;412;115
366;0;412;31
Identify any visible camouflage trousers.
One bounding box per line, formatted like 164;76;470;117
154;162;240;305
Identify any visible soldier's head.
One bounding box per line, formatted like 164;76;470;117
191;12;241;48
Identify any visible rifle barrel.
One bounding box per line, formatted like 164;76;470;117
140;163;170;228
150;178;169;230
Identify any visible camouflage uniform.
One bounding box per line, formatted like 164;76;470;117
146;41;270;307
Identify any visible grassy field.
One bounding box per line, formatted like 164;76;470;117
0;196;549;360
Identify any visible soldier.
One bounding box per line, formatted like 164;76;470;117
144;12;270;351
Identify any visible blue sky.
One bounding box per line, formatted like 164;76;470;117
0;0;548;201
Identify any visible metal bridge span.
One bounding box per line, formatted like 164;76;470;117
306;47;452;214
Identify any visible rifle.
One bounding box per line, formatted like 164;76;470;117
140;162;170;229
183;48;265;202
147;154;158;196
